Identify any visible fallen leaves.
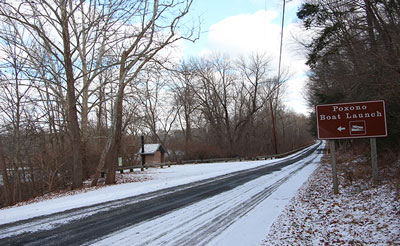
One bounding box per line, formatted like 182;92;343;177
262;159;400;246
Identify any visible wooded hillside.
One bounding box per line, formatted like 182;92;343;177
298;0;400;145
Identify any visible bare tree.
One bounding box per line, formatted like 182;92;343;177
139;68;179;148
0;0;87;188
171;61;199;154
69;1;118;178
91;0;198;185
189;53;281;156
0;22;36;202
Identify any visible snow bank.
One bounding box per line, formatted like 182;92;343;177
263;158;400;245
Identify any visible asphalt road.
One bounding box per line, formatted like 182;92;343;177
0;142;322;246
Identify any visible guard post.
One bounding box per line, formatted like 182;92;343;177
141;135;145;171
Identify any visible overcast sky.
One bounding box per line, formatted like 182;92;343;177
182;0;312;115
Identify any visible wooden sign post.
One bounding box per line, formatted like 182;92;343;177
330;140;339;194
370;138;378;183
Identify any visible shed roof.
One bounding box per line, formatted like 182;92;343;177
138;144;166;155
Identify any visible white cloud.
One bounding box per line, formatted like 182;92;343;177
200;10;314;115
203;10;279;57
287;0;304;9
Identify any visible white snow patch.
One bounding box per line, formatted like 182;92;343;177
263;156;400;245
91;145;325;245
208;156;321;246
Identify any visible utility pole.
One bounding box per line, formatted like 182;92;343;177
277;0;286;81
270;99;278;154
269;0;286;155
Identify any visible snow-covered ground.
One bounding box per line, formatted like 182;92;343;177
263;155;400;245
2;140;398;245
1;143;325;245
91;148;323;245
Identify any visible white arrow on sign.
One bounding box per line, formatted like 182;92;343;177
337;126;346;132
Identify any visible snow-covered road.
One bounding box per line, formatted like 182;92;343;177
91;143;325;246
93;149;323;246
0;142;325;246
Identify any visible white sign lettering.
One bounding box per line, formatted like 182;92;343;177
319;104;383;121
345;111;382;119
319;114;341;121
332;105;367;112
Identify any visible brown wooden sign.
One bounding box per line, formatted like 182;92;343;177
316;100;387;139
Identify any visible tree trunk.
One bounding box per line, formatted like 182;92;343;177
96;84;105;149
105;90;124;184
61;2;83;189
81;87;89;179
92;81;125;186
0;137;14;206
184;113;192;154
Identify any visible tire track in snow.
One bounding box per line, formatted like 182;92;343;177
94;153;320;246
1;143;322;245
176;156;318;245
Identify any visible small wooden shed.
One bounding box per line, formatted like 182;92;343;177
139;144;166;165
